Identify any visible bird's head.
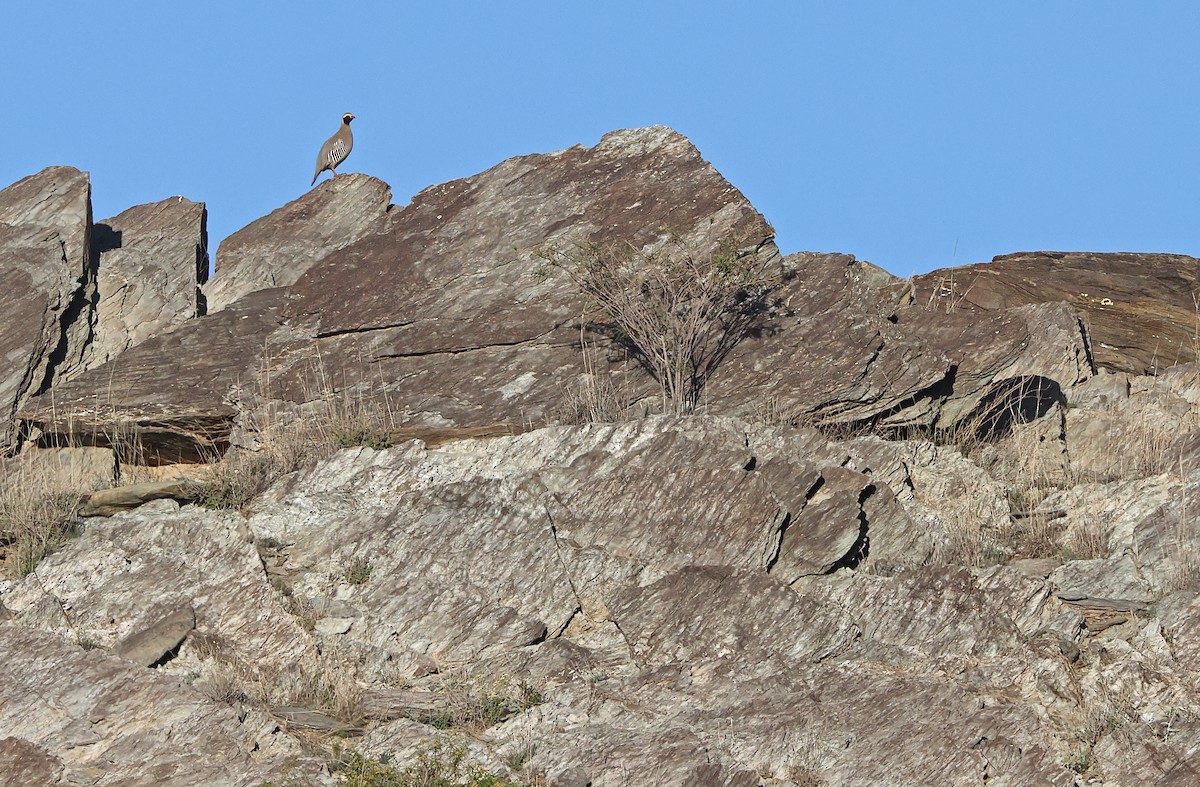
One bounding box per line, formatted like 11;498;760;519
342;112;356;124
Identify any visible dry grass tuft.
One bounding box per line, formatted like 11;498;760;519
0;448;115;577
426;673;545;732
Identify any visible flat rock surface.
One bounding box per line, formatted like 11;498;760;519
1051;555;1156;608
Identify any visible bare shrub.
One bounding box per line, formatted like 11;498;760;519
195;393;398;511
0;487;83;577
541;230;780;415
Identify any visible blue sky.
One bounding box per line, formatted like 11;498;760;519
4;3;1199;276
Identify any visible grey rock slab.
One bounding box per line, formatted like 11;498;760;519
111;604;196;667
3;507;310;671
250;446;578;663
769;465;869;581
804;669;1076;786
804;567;1026;660
901;300;1093;432
247;417;838;665
609;566;860;668
1051;555;1156;609
80;478;198;516
1128;476;1200;594
501;656;1074;787
1067;367;1131;409
541;427;787;575
204;173;391;312
0;626;326;786
0;166;93;450
284;127;769;339
19;287;288;463
87;197;209;367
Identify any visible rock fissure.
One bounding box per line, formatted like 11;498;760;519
541;500;585;638
371;322;577;360
312;319;416;340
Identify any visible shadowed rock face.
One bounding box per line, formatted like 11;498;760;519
913;251;1200;374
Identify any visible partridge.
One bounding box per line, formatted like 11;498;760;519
311;112;355;185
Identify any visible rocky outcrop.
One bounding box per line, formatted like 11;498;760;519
202;173;392;313
20;289;286;463
8;415;1196;783
6;126;1200;784
913;251;1200;374
18;128;1096;463
0;167;93;450
0;171;211;455
87;197;209;367
21;127;774;459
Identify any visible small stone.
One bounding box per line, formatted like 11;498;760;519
314;617;354;636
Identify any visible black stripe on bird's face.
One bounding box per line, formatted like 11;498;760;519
342;113;355;125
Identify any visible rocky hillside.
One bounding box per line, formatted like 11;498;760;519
1;127;1198;786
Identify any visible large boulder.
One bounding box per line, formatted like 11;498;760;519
0;167;93;451
202;173;392;312
86;197;209;367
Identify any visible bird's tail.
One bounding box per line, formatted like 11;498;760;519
311;172;319;186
